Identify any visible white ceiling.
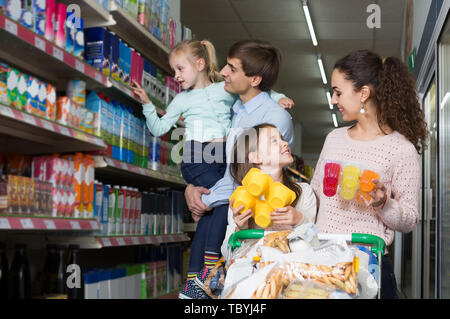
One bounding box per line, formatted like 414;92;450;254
181;0;406;161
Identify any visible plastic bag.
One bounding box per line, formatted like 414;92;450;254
282;280;341;299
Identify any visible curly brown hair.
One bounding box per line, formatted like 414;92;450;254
334;50;428;154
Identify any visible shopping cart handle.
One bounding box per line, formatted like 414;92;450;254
228;229;265;251
352;233;386;256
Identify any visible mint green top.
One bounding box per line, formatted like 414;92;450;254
142;81;286;142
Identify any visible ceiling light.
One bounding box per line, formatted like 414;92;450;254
332;113;338;128
326;91;333;109
317;56;327;84
302;0;318;46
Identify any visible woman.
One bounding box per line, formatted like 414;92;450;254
310;50;427;299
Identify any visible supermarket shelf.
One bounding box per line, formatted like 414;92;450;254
108;2;172;75
93;156;186;188
0;103;107;154
59;0;116;28
97;233;190;247
0;13;108;91
183;223;197;233
0;215;101;231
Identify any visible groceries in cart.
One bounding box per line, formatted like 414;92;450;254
322;160;380;203
230;168;296;228
206;224;383;299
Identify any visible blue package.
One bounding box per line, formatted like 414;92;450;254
85;27;111;75
65;11;75;54
20;0;33;29
73;18;84;58
32;0;46;36
110;33;120;82
356;245;379;284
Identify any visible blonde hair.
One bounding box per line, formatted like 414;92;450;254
170;39;223;83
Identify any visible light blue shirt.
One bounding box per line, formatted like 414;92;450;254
201;91;294;208
142;81;286;142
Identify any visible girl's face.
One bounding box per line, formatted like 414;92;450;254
252;127;293;168
331;69;364;122
169;51;204;90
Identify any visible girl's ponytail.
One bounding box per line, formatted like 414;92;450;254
200;40;223;83
376;56;428;154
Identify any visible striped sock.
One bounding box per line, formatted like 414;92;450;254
187;272;197;281
204;251;220;269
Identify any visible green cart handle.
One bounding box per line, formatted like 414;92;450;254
228;230;386;256
351;233;386;256
227;229;265;251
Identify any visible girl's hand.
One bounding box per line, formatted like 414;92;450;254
230;199;253;230
271;206;303;226
360;179;388;208
278;97;295;109
131;79;151;104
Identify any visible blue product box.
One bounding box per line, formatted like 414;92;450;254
85;27;111;75
110;33;120;82
73;18;84;58
32;0;46;36
20;0;33;29
65;11;74;54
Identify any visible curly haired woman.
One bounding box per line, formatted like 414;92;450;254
310;50;428;299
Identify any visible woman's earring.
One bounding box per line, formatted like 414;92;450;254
360;103;366;114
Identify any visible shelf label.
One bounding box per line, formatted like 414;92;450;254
53;47;64;62
90;221;99;230
70;221;81;230
117;238;125;246
44;219;56;229
94;72;103;83
155;236;163;243
58;126;71;136
34;36;46;52
21;113;37;126
102;238;111;247
0;218;11;229
41;120;54;131
120;162;128;170
20;218;34;229
5;19;18;36
131;237;139;245
75;59;85;73
0;106;14;118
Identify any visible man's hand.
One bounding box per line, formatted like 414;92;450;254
185;184;212;218
278;97;295;109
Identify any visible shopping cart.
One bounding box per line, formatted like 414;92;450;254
227;229;386;299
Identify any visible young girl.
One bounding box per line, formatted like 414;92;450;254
310;50;426;299
131;39;293;299
221;123;317;259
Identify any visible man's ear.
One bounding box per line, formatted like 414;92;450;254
250;75;263;89
248;151;261;165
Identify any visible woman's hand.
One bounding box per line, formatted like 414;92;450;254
359;179;388;208
230;199;253;230
271;206;303;226
131;79;151;104
278;97;295;109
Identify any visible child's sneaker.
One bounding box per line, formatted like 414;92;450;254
194;266;212;289
178;279;211;299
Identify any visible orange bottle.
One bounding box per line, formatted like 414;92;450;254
73;153;85;218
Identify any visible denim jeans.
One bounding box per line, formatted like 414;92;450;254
181;141;228;273
381;254;398;299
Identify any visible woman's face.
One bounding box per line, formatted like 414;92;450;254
331;69;363;122
254;127;293;168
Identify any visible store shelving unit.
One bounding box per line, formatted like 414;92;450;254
0;215;101;231
97;233;190;248
58;0;116;28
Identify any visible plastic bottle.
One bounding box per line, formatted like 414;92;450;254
0;243;9;299
67;245;83;299
10;244;31;299
41;244;56;295
53;246;66;294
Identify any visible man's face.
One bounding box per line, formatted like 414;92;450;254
220;57;253;95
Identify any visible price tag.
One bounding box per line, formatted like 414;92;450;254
44;219;56;229
0;105;14;118
95;72;103;83
117;238;125;246
53;46;64;61
58;126;71;136
144;237;151;244
34;36;46;52
90;221;99;230
20;218;34;229
70;220;81;230
75;60;85;73
41;120;54;131
5;19;18;36
131;237;139;245
21;113;37;126
102;238;111;247
120;162;128;170
0;218;11;229
155;236;163;243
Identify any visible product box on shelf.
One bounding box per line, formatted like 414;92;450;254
73;17;84;59
44;0;55;42
127;0;138;20
56;96;71;126
119;42;131;87
85;27;111;77
0;63;8;104
5;0;21;21
16;72;28;111
65;11;75;54
19;0;33;29
46;84;56;121
54;3;66;48
114;185;124;235
6;67;20;108
25;76;39;114
107;185;116;235
100;184;109;234
37;80;47;117
33;0;46;36
67;80;86;108
110;33;120;82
